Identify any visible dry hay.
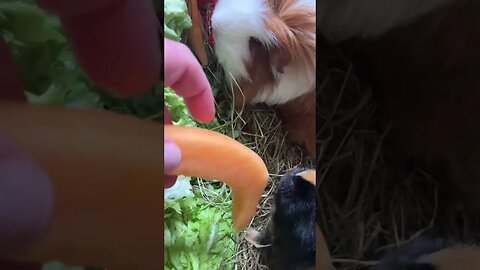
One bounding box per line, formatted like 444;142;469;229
317;36;480;270
202;33;480;270
218;93;313;269
232;105;314;270
202;44;313;269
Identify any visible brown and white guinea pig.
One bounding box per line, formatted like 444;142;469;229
245;167;333;270
373;238;480;270
211;0;316;158
320;0;480;205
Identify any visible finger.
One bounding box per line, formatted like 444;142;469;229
0;37;25;101
164;175;177;189
164;38;215;123
0;137;53;258
164;137;181;172
163;107;178;188
164;137;180;189
37;0;160;97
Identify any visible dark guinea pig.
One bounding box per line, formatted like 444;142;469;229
246;167;333;270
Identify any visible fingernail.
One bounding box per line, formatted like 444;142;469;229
0;138;53;256
164;140;181;173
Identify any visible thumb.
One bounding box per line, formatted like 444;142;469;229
164;137;181;173
164;137;181;189
164;106;180;188
0;137;53;258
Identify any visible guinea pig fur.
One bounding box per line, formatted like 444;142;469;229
211;0;316;157
373;238;480;270
245;168;333;270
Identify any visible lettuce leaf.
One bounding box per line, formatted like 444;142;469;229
0;0;105;108
164;0;192;41
164;87;197;126
2;1;235;269
164;180;235;270
164;87;236;270
164;55;235;270
1;0;164;117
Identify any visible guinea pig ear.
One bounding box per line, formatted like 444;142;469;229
296;170;316;186
264;0;316;67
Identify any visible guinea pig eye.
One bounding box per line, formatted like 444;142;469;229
248;37;267;53
248;37;262;47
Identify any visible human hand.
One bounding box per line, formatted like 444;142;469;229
0;0;159;258
163;38;215;188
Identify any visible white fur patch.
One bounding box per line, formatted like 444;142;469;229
212;0;316;106
319;0;454;42
252;65;315;106
212;0;276;80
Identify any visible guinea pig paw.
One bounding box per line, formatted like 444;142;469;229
245;228;271;248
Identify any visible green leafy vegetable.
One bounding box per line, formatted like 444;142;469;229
0;0;106;108
2;0;235;269
165;175;194;201
1;0;164;117
164;87;197;126
164;177;235;270
164;0;192;41
164;84;236;270
163;9;236;265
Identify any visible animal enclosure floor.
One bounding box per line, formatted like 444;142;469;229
200;36;480;270
201;45;314;269
317;37;480;270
